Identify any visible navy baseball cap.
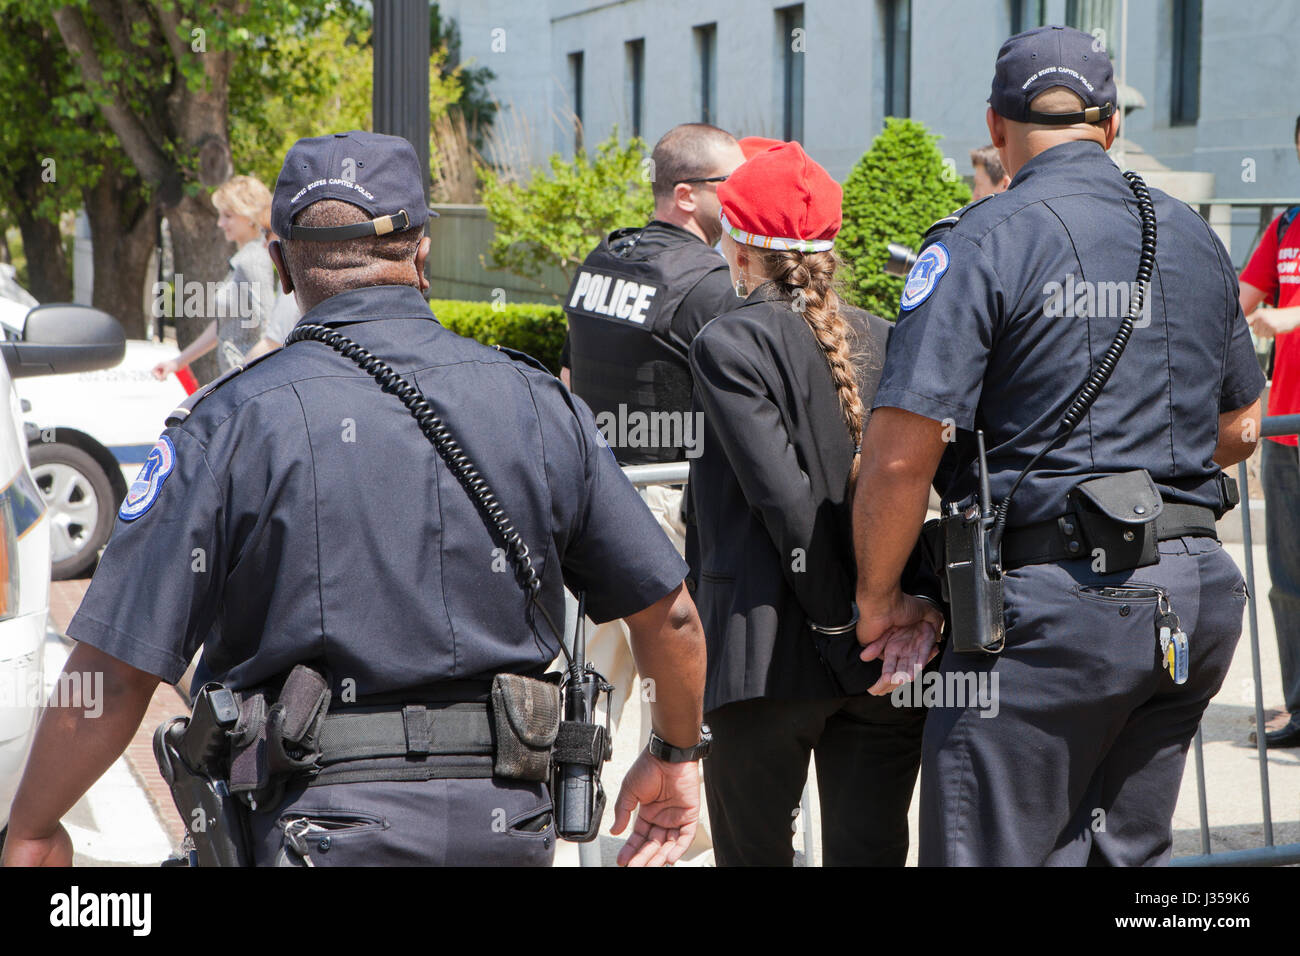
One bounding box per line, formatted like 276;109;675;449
271;130;435;241
988;25;1117;125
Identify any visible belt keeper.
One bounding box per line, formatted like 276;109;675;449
403;704;431;756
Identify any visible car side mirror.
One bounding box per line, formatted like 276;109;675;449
0;304;126;379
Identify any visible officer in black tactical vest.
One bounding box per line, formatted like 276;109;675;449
561;123;744;429
556;123;744;865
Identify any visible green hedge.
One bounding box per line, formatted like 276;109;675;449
837;118;972;320
429;299;568;374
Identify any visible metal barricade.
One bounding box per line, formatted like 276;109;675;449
1174;412;1300;866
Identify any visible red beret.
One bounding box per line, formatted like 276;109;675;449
738;136;785;160
718;142;842;252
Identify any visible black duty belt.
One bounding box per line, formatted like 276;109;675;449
1000;502;1218;571
308;701;496;786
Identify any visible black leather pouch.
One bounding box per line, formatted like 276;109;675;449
1067;470;1162;572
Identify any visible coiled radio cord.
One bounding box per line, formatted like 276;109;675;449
988;170;1158;560
285;324;574;673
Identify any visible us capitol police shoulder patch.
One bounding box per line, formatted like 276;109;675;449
119;436;177;521
899;242;950;312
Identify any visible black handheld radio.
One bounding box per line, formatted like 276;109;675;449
554;592;613;842
939;431;1005;653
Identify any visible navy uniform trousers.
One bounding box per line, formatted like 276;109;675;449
919;536;1247;866
247;775;556;866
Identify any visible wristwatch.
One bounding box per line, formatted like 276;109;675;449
648;724;713;762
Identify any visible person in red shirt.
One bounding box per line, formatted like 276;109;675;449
1239;114;1300;747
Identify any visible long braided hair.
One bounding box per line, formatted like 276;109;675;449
753;248;867;487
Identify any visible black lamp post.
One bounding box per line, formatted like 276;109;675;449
373;0;431;202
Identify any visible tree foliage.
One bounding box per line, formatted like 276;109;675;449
230;6;463;190
479;132;653;296
837;118;971;319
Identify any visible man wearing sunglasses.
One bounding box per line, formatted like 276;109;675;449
557;122;745;865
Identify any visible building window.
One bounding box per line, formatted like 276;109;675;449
1171;0;1202;126
625;39;645;138
693;24;717;126
1066;0;1119;63
883;0;911;118
1010;0;1045;34
777;4;805;141
568;51;584;153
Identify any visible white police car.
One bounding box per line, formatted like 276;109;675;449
0;266;125;837
0;271;185;579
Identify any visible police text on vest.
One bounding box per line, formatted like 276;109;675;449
569;271;657;324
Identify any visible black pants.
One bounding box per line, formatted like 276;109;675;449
703;693;926;866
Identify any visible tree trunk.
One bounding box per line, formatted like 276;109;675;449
12;207;72;303
167;193;232;384
82;166;158;339
52;1;237;384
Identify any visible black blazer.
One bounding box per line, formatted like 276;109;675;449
687;289;892;712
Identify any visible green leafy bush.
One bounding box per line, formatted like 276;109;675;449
837;118;972;319
429;298;567;374
479;131;654;298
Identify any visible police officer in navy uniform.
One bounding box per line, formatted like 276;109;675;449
851;27;1265;866
1;132;708;869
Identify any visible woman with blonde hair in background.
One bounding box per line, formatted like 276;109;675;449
687;141;938;866
153;174;278;380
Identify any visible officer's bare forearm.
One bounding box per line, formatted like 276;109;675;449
6;643;159;840
624;583;706;748
1214;398;1263;468
854;409;948;604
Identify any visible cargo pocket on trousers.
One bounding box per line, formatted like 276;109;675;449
276;810;389;867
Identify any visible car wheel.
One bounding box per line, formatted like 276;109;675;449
28;442;115;580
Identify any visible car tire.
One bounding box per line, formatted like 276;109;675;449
28;442;115;580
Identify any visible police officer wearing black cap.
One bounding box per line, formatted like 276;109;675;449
1;131;708;869
851;27;1265;866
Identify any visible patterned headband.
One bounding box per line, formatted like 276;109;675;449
719;210;835;253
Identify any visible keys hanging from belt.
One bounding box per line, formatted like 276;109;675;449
1156;593;1189;685
282;817;322;867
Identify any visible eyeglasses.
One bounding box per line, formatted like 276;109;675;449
676;175;730;186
